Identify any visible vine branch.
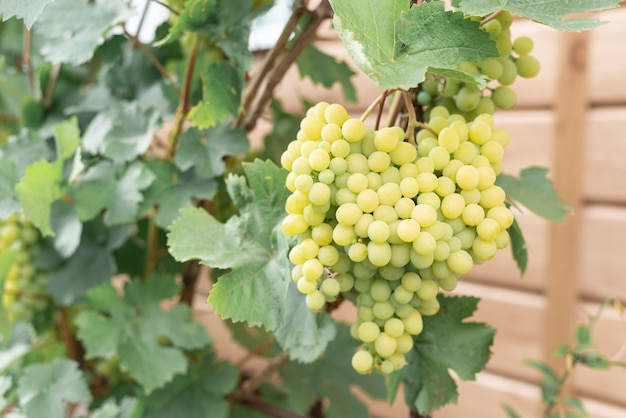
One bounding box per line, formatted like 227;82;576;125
22;24;35;96
42;63;62;108
239;0;333;131
152;0;180;15
231;352;290;402
240;394;309;418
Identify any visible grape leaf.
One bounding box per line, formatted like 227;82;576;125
14;159;63;237
280;323;387;418
508;216;528;275
36;0;134;65
168;160;290;330
90;397;141;418
0;0;53;29
74;275;213;393
174;123;250;179
144;355;238;418
49;200;82;258
0;376;11;411
402;295;495;414
17;359;91;418
0;159;20;219
82;102;160;163
259;99;301;165
454;0;621;32
155;0;218;45
139;160;218;228
496;167;570;222
69;162;117;221
103;162;156;226
274;284;337;363
296;44;357;103
329;0;497;89
188;62;242;129
53;117;80;160
45;223;130;304
0;131;52;178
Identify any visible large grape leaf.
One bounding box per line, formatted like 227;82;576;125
17;359;91;418
454;0;621;32
35;0;134;65
74;275;213;393
280;323;387;418
296;44;357;103
144;355;238;418
168;159;290;331
174;123;250;179
401;295;495;414
0;0;53;29
496;166;569;222
274;284;337;363
329;0;498;89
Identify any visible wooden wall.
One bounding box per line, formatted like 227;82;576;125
197;7;626;418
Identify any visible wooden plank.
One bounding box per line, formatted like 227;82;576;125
579;206;626;301
543;29;590;375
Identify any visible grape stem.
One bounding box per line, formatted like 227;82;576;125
42;63;62;108
22;25;36;98
240;394;309;418
480;10;503;26
402;90;418;145
360;88;400;124
413;120;438;136
152;0;180;16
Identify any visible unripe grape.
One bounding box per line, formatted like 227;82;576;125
516;54;540;78
513;36;534;55
492;86;516;109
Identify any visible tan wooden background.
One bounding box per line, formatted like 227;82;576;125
195;7;626;418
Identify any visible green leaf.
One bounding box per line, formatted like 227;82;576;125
0;0;54;28
168;160;291;330
386;370;403;405
17;359;91;418
90;397;141;418
156;0;218;45
497;167;570;222
36;0;134;65
553;344;570;358
403;295;495;414
274;284;336;363
578;353;611;370
140;161;218;228
0;159;20;219
45;224;129;304
259;99;301;165
574;325;592;349
0;376;11;411
296;44;357;103
188;61;242;129
144;355;238;418
75;275;212;393
69;162;117;221
14;159;63;237
280;323;386;418
329;0;497;89
562;397;588;417
0;131;51;178
83;103;161;163
524;359;559;404
455;0;621;32
174;124;249;179
53;118;80;160
508;216;528;275
103;162;156;226
49;200;82;258
502;404;523;418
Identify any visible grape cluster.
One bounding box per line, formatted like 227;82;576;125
280;102;513;374
1;214;49;322
418;11;540;120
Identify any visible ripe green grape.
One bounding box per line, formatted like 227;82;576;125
492;86;517;109
516;54;541;78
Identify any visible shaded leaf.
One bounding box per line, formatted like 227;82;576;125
296;44;357;103
573;325;592;350
90;397;142;418
0;159;20;219
578;353;611;370
508;216;528;275
497;167;569;222
49;200;82;258
0;0;54;28
403;295;495;414
103;162;156;226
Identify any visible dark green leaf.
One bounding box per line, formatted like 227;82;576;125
496;167;570;222
502;404;523;418
69;162;117;221
174;124;249;179
0;159;20;219
75;275;212;393
17;359;91;418
144;355;238;418
0;376;11;410
508;216;528;275
49;200;82;258
524;359;559;403
573;325;592;349
455;0;620;32
562;397;588;416
403;295;495;414
82;103;160;163
281;323;386;418
274;283;336;363
168;160;291;330
386;370;402;404
14;159;63;237
156;0;218;45
330;0;497;89
36;0;134;65
188;62;242;129
578;353;611;370
296;44;357;103
0;0;53;28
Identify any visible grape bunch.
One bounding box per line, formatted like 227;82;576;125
1;214;49;322
280;102;513;374
418;11;540;120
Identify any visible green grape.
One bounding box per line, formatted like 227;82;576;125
321;277;341;297
324;103;350;126
455;85;481;112
342;118;366;142
516;54;541;78
368;220;391;243
512;36;534;55
492;86;517;109
498;58;518;85
374;127;399;152
308;148;330;171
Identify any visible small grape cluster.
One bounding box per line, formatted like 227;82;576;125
418;11;540;120
280;102;513;374
1;214;49;322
